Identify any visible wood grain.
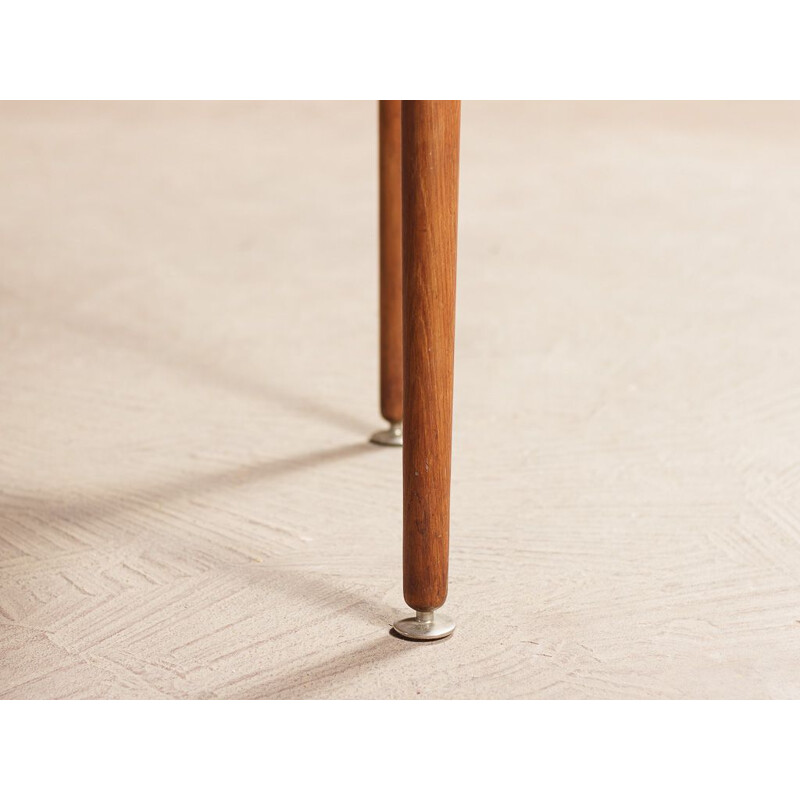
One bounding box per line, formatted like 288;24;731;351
401;101;461;611
378;100;403;424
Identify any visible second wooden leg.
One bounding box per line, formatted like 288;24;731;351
370;100;404;447
393;100;460;641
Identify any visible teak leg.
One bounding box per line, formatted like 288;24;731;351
392;100;461;642
370;100;404;447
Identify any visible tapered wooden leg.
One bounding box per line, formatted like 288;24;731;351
370;100;404;447
393;100;460;641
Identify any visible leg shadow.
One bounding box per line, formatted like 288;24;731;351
0;442;375;534
234;635;409;699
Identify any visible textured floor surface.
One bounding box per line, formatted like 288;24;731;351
1;101;799;699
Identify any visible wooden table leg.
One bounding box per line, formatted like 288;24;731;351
370;100;404;447
392;100;460;641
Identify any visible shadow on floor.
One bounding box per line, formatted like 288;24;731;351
234;634;426;699
0;441;377;529
19;290;370;436
234;564;393;627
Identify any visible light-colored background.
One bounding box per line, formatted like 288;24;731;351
1;101;799;699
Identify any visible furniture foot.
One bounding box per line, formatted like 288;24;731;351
369;421;403;447
392;609;456;641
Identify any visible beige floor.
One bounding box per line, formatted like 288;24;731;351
1;102;799;699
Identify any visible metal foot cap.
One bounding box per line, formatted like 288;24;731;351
392;610;455;641
370;422;403;447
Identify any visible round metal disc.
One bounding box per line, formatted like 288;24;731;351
370;423;403;447
392;612;455;641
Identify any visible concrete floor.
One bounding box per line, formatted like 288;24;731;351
1;101;799;699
